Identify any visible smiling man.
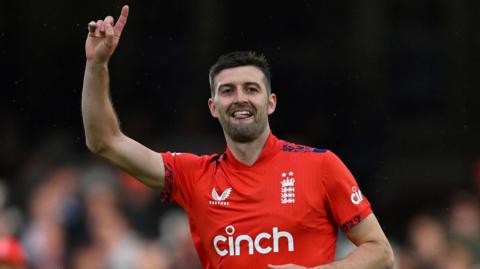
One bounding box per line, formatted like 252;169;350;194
82;5;394;269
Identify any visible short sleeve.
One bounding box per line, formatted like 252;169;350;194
321;150;372;232
161;152;203;209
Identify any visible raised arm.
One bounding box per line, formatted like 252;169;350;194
82;5;165;191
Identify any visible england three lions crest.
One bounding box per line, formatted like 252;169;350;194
281;171;295;204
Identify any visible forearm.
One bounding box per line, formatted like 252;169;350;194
81;61;122;153
316;241;394;269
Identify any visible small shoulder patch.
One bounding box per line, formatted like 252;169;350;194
282;142;327;153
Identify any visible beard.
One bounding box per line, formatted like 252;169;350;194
217;103;268;143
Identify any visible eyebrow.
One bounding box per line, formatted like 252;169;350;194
217;82;261;89
217;83;234;89
244;82;261;88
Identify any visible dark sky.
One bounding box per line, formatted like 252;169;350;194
1;0;479;238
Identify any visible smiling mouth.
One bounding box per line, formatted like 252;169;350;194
230;110;253;120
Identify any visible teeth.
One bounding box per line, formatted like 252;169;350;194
232;111;252;118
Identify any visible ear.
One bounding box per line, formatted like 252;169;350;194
267;93;277;115
208;98;218;118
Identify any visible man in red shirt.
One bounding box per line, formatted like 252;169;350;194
82;5;394;268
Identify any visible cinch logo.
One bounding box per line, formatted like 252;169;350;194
350;186;364;205
213;225;295;256
210;187;232;206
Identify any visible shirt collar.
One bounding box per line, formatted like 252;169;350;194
224;133;282;168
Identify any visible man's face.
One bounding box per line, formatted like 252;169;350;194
208;66;276;143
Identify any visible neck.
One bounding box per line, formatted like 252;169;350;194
225;126;271;166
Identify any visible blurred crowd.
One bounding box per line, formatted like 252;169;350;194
0;161;201;269
1;159;479;269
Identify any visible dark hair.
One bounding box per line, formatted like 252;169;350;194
208;51;271;96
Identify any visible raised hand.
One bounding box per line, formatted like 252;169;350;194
85;5;129;64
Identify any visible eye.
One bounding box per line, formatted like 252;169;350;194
247;86;259;93
219;87;233;95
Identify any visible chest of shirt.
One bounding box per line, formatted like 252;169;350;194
186;157;332;242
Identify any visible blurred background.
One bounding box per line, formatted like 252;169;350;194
1;0;479;268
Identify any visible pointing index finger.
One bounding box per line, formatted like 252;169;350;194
114;5;129;35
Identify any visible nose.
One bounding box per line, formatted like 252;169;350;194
232;87;248;103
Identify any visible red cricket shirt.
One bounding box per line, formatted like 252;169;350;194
161;133;372;268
